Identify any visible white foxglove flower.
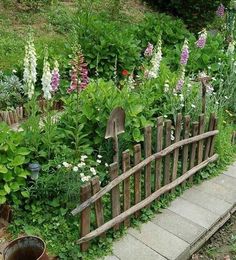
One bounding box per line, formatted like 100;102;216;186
23;34;37;99
42;50;52;100
148;38;162;79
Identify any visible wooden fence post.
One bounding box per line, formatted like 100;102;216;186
155;116;163;191
122;150;131;227
198;114;205;164
172;113;182;185
80;183;91;252
182;115;190;185
189;122;199;184
110;163;120;231
204;113;215;160
134;144;142;217
164;120;172;185
91;177;104;233
209;117;218;157
144;126;152;198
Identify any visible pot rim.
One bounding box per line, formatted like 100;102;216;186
3;235;47;260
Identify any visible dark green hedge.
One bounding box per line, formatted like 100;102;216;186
145;0;231;31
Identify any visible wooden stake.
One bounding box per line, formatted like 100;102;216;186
155;116;163;191
164;120;172;185
134;144;142;217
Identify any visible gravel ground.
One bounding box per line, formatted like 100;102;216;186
192;213;236;260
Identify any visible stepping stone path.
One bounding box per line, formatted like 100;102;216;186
101;162;236;260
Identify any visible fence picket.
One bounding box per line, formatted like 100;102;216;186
134;144;142;217
189;122;199;184
122;150;131;227
198;114;205;164
164;120;172;185
172;113;182;184
209;117;218;157
155;117;163;191
91;177;104;230
80;183;91;252
110;163;120;230
182;115;190;185
144;126;152;198
204;113;215;160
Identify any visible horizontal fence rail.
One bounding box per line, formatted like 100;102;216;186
72;113;219;251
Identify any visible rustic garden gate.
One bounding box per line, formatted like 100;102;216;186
72;112;219;251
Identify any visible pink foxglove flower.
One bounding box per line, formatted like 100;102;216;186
67;47;89;93
216;4;225;17
196;29;207;48
180;39;189;65
144;42;154;57
51;60;60;92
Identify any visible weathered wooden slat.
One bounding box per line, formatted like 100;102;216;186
209;118;218;157
155;116;163;191
122;150;131;227
134;144;142;217
110;163;120;231
71;129;219;216
80;183;91;252
204;113;215;160
197;114;205;164
189;122;199;184
91;177;104;229
182;115;190;185
144;126;152;198
164;120;172;185
172;113;182;183
77;154;219;244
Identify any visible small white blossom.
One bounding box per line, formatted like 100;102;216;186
225;96;229;99
57;164;62;169
42;49;52;100
171;130;175;141
78;162;86;168
73;166;79;172
216;101;219;105
97;155;102;158
62;162;70;168
191;104;196;108
81;155;88;161
80;173;85;178
105;163;109;167
164;115;168;118
96;159;101;164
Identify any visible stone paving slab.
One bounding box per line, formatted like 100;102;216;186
194;180;236;204
211;174;236;191
168;197;219;229
223;163;236;178
103;256;120;260
181;187;232;215
128;221;189;260
151;209;206;244
112;233;166;260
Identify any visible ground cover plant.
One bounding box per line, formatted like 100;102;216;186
0;0;235;259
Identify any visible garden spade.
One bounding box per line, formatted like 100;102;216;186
105;107;125;163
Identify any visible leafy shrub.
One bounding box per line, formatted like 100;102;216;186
0;71;25;110
145;0;231;31
15;0;51;10
0;123;30;205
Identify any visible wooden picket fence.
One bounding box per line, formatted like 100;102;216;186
71;113;219;251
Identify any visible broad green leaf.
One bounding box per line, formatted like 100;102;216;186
17;147;30;156
18;170;30;178
0;165;8;174
11;155;25;166
4;184;10;194
0;196;6;204
21;191;30;198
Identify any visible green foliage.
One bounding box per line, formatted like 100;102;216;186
0;123;30;205
16;0;52;11
0;71;25;110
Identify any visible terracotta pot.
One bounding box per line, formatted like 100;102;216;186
3;236;49;260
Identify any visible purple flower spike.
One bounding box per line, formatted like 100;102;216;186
180;39;189;65
51;61;60;92
144;42;154;57
196;29;207;49
176;79;184;92
216;4;225;17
